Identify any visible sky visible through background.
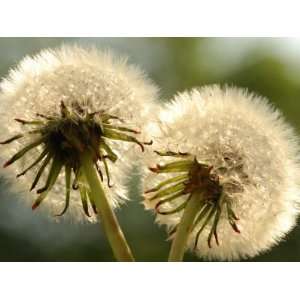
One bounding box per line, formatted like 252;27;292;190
0;37;299;261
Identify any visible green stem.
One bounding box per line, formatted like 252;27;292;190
168;192;202;262
81;151;135;262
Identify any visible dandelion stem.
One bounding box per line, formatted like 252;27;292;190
81;151;135;262
168;192;202;262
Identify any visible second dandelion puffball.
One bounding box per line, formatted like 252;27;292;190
143;85;300;261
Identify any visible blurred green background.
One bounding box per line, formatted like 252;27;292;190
0;37;299;262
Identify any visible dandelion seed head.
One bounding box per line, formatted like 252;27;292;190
0;45;159;222
143;85;300;260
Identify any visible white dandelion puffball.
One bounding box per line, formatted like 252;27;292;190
143;85;300;261
0;45;159;223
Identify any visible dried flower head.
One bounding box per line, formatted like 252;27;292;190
143;85;300;260
0;45;158;222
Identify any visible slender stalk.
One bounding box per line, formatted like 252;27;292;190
168;192;202;262
81;151;134;262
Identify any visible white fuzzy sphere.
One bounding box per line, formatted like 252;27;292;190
0;45;159;223
143;85;300;260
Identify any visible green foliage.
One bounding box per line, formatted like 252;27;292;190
0;37;299;261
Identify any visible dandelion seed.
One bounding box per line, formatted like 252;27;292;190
0;45;159;223
143;85;300;261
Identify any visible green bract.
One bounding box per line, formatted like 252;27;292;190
1;101;150;216
145;151;240;249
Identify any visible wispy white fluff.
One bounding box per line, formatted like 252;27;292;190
0;45;159;223
143;85;300;261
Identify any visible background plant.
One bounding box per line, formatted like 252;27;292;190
0;37;300;261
